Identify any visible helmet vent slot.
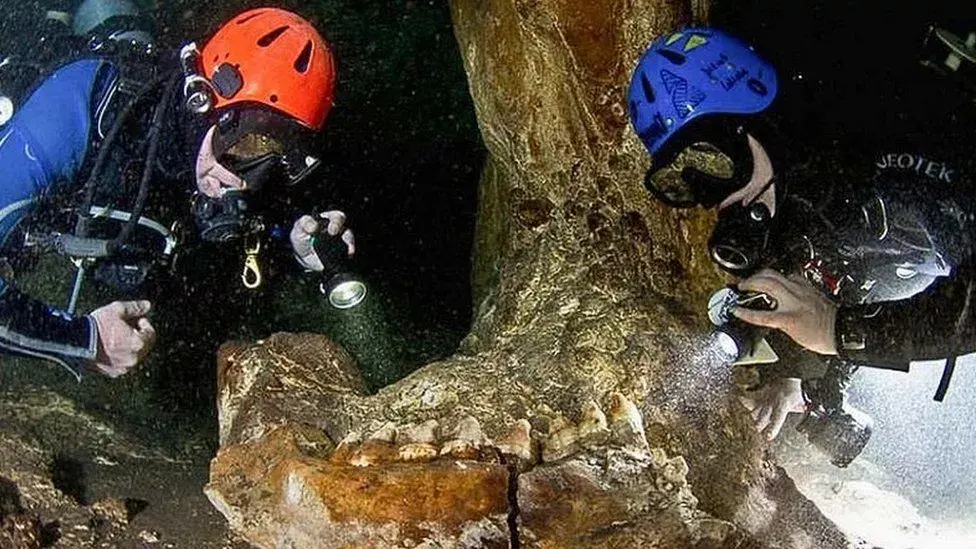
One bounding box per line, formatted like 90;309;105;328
656;49;686;65
294;41;313;73
640;73;656;102
747;78;769;96
258;26;289;47
236;11;264;25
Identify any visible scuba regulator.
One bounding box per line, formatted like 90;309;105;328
191;190;264;243
709;196;776;277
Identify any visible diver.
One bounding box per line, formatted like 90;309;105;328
627;27;976;465
0;3;356;380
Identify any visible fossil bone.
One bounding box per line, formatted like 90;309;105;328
496;419;538;465
440;416;492;460
609;392;650;452
577;399;611;447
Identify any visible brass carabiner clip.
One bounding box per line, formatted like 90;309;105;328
242;237;262;289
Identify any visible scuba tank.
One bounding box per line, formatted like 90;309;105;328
72;0;154;47
0;0;155;127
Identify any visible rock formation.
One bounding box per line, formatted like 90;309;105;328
206;1;852;547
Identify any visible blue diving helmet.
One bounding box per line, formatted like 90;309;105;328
628;27;779;209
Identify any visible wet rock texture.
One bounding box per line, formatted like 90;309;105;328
207;1;851;548
0;392;165;548
0;387;248;549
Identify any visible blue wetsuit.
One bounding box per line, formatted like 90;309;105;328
0;59;119;378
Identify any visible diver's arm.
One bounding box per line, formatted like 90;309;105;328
835;262;976;367
0;278;96;379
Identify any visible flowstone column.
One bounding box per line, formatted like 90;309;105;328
205;2;850;548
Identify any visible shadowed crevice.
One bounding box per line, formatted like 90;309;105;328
503;456;521;549
50;455;87;506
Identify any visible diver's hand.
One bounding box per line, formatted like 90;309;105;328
732;269;839;355
90;300;156;378
738;377;807;441
290;211;356;272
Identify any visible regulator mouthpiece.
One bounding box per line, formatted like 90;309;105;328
709;201;773;277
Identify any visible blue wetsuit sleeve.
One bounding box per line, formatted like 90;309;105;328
835;262;976;368
0;276;97;380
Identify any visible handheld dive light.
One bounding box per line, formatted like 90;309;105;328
708;287;873;468
707;287;777;362
312;231;367;310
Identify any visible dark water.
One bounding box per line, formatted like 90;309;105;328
714;0;975;147
0;0;484;455
152;0;485;396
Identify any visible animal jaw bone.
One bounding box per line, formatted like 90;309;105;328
208;328;848;547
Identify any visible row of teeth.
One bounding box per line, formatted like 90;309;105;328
331;393;688;483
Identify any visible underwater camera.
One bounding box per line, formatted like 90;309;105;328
311;230;367;310
797;402;873;468
707;286;777;362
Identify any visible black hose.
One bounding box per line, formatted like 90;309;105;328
107;71;181;254
75;68;175;238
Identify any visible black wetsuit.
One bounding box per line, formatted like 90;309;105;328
766;102;976;399
832;145;976;369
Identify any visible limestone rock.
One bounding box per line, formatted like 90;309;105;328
205;0;852;547
207;423;510;548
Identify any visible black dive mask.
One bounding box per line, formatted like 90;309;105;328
225;153;281;193
192;190;264;243
708;193;776;277
643;119;755;209
225;150;321;190
216;108;323;189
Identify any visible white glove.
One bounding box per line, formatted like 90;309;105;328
738;377;807;441
290;211;356;272
90;300;156;378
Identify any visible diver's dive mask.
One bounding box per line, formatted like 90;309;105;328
644;121;754;208
645;120;780;277
214;108;322;188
